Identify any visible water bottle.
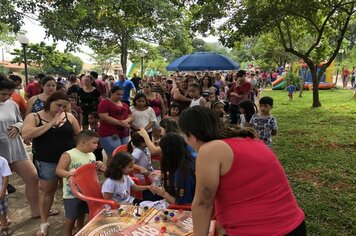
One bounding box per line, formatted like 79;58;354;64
151;174;162;187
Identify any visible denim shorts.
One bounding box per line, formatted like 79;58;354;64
35;160;59;181
64;198;89;220
99;135;129;156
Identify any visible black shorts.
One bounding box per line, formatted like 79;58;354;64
64;198;89;220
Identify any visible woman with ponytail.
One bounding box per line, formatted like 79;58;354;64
179;106;306;236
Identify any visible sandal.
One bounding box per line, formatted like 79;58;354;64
31;208;60;219
1;227;12;236
35;222;49;236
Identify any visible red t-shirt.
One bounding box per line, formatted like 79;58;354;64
97;99;131;138
228;81;252;105
25;81;41;99
215;138;304;235
95;79;107;97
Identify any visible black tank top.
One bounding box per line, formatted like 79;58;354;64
32;112;76;163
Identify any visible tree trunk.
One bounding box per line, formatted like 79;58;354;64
120;47;127;76
309;66;321;107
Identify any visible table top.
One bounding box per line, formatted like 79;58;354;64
75;205;216;236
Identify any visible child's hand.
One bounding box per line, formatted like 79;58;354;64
96;161;106;172
137;128;149;139
67;169;76;178
149;186;165;196
140;167;149;175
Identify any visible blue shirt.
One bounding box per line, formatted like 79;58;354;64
187;145;197;159
287;85;296;94
174;168;196;204
114;80;135;102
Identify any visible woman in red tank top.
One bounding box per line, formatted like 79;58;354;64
179;106;306;236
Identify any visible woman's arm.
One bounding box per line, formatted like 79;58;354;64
149;186;176;204
98;113;122;126
22;112;62;140
131;184;150;192
173;89;191;102
192;141;225;236
67;112;81;135
25;96;36;117
137;128;161;155
157;93;166;116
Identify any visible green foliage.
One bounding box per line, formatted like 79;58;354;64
0;65;9;75
22;67;45;77
188;0;356;107
11;42;83;77
11;42;57;69
37;0;184;74
264;89;356;235
0;0;38;33
0;23;16;46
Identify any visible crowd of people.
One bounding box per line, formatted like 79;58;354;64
0;69;306;236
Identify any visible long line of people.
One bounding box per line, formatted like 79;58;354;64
0;69;305;236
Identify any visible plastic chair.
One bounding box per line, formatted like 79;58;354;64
167;204;192;211
69;163;119;220
112;144;128;156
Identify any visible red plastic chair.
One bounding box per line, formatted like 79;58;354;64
112;144;128;156
167;204;192;211
69;163;119;220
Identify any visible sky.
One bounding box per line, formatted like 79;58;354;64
3;17;219;64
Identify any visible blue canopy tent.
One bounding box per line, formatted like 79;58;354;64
166;52;240;71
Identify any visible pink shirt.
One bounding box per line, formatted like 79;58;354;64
215;138;304;235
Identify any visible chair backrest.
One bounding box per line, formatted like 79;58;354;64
69;163;118;220
112;144;128;156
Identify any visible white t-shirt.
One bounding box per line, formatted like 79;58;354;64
101;175;135;204
0;156;12;192
130;107;157;132
190;97;204;107
239;114;246;128
132;147;153;182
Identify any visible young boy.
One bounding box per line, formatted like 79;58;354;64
88;112;104;162
249;96;278;147
0;156;12;236
56;130;105;236
286;82;296;101
69;95;83;127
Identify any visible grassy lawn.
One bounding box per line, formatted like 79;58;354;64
262;88;356;235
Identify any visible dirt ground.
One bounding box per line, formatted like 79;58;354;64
8;146;108;236
8;173;65;236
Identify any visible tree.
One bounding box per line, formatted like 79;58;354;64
189;0;356;107
37;0;183;74
0;23;16;46
11;42;57;69
0;0;38;33
88;42;120;74
11;42;83;76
